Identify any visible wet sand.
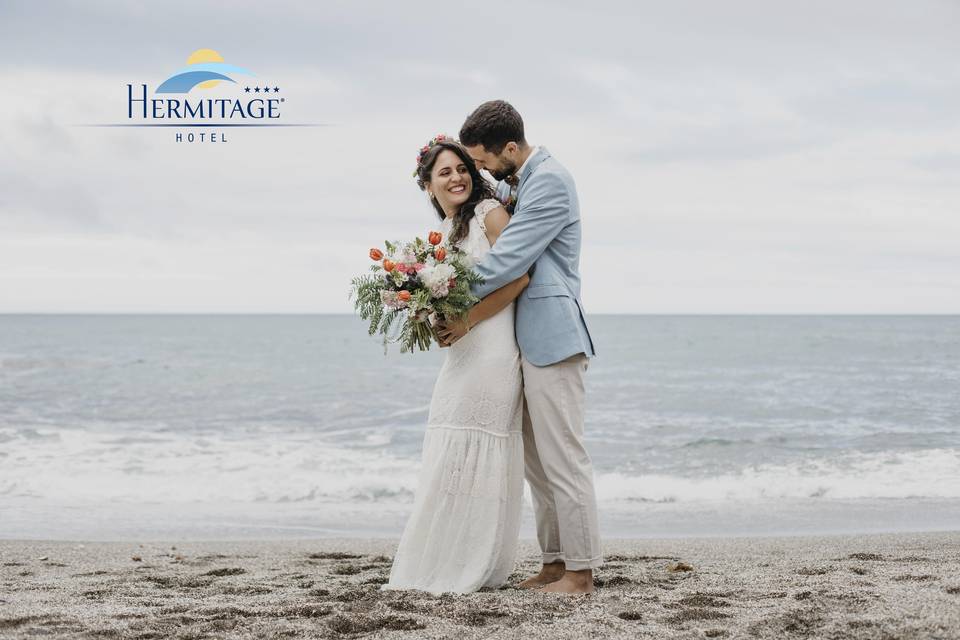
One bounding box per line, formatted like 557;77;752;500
2;531;959;639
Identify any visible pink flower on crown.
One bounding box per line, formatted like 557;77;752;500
414;133;451;176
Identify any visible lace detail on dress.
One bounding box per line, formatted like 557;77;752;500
473;198;501;232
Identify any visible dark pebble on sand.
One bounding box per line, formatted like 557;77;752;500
332;564;361;575
308;552;363;560
202;567;246;577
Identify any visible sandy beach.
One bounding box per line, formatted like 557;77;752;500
1;531;958;639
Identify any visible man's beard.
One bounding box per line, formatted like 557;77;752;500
489;157;518;181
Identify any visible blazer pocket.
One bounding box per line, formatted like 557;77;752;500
526;283;569;298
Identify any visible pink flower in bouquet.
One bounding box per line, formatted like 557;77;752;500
380;290;406;309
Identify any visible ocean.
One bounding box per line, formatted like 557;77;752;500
1;314;958;541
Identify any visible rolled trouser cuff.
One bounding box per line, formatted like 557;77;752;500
542;552;566;564
563;555;604;571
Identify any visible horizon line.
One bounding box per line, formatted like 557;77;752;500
1;312;958;317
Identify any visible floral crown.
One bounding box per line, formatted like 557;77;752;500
412;133;448;178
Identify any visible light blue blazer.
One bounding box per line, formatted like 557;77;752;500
471;147;596;366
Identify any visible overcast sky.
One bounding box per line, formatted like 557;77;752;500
1;0;958;313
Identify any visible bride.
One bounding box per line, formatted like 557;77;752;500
381;136;529;594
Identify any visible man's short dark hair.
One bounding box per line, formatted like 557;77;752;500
459;100;526;154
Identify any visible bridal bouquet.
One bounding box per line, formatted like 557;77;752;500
349;231;483;353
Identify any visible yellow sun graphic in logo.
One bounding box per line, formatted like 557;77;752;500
186;48;225;89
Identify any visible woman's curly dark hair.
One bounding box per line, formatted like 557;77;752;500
415;139;495;246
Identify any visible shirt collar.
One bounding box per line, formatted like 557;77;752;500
515;145;540;180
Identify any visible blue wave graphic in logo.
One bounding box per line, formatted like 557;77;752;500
157;61;256;94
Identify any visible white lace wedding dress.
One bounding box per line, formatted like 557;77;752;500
381;198;524;595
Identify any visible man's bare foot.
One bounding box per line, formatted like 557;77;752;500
516;561;566;589
536;569;594;594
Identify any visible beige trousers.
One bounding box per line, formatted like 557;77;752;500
521;352;603;571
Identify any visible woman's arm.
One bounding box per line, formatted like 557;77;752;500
437;273;529;345
467;272;530;327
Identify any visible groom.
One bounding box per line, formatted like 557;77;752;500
459;100;602;594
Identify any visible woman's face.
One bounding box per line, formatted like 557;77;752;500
428;149;473;215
